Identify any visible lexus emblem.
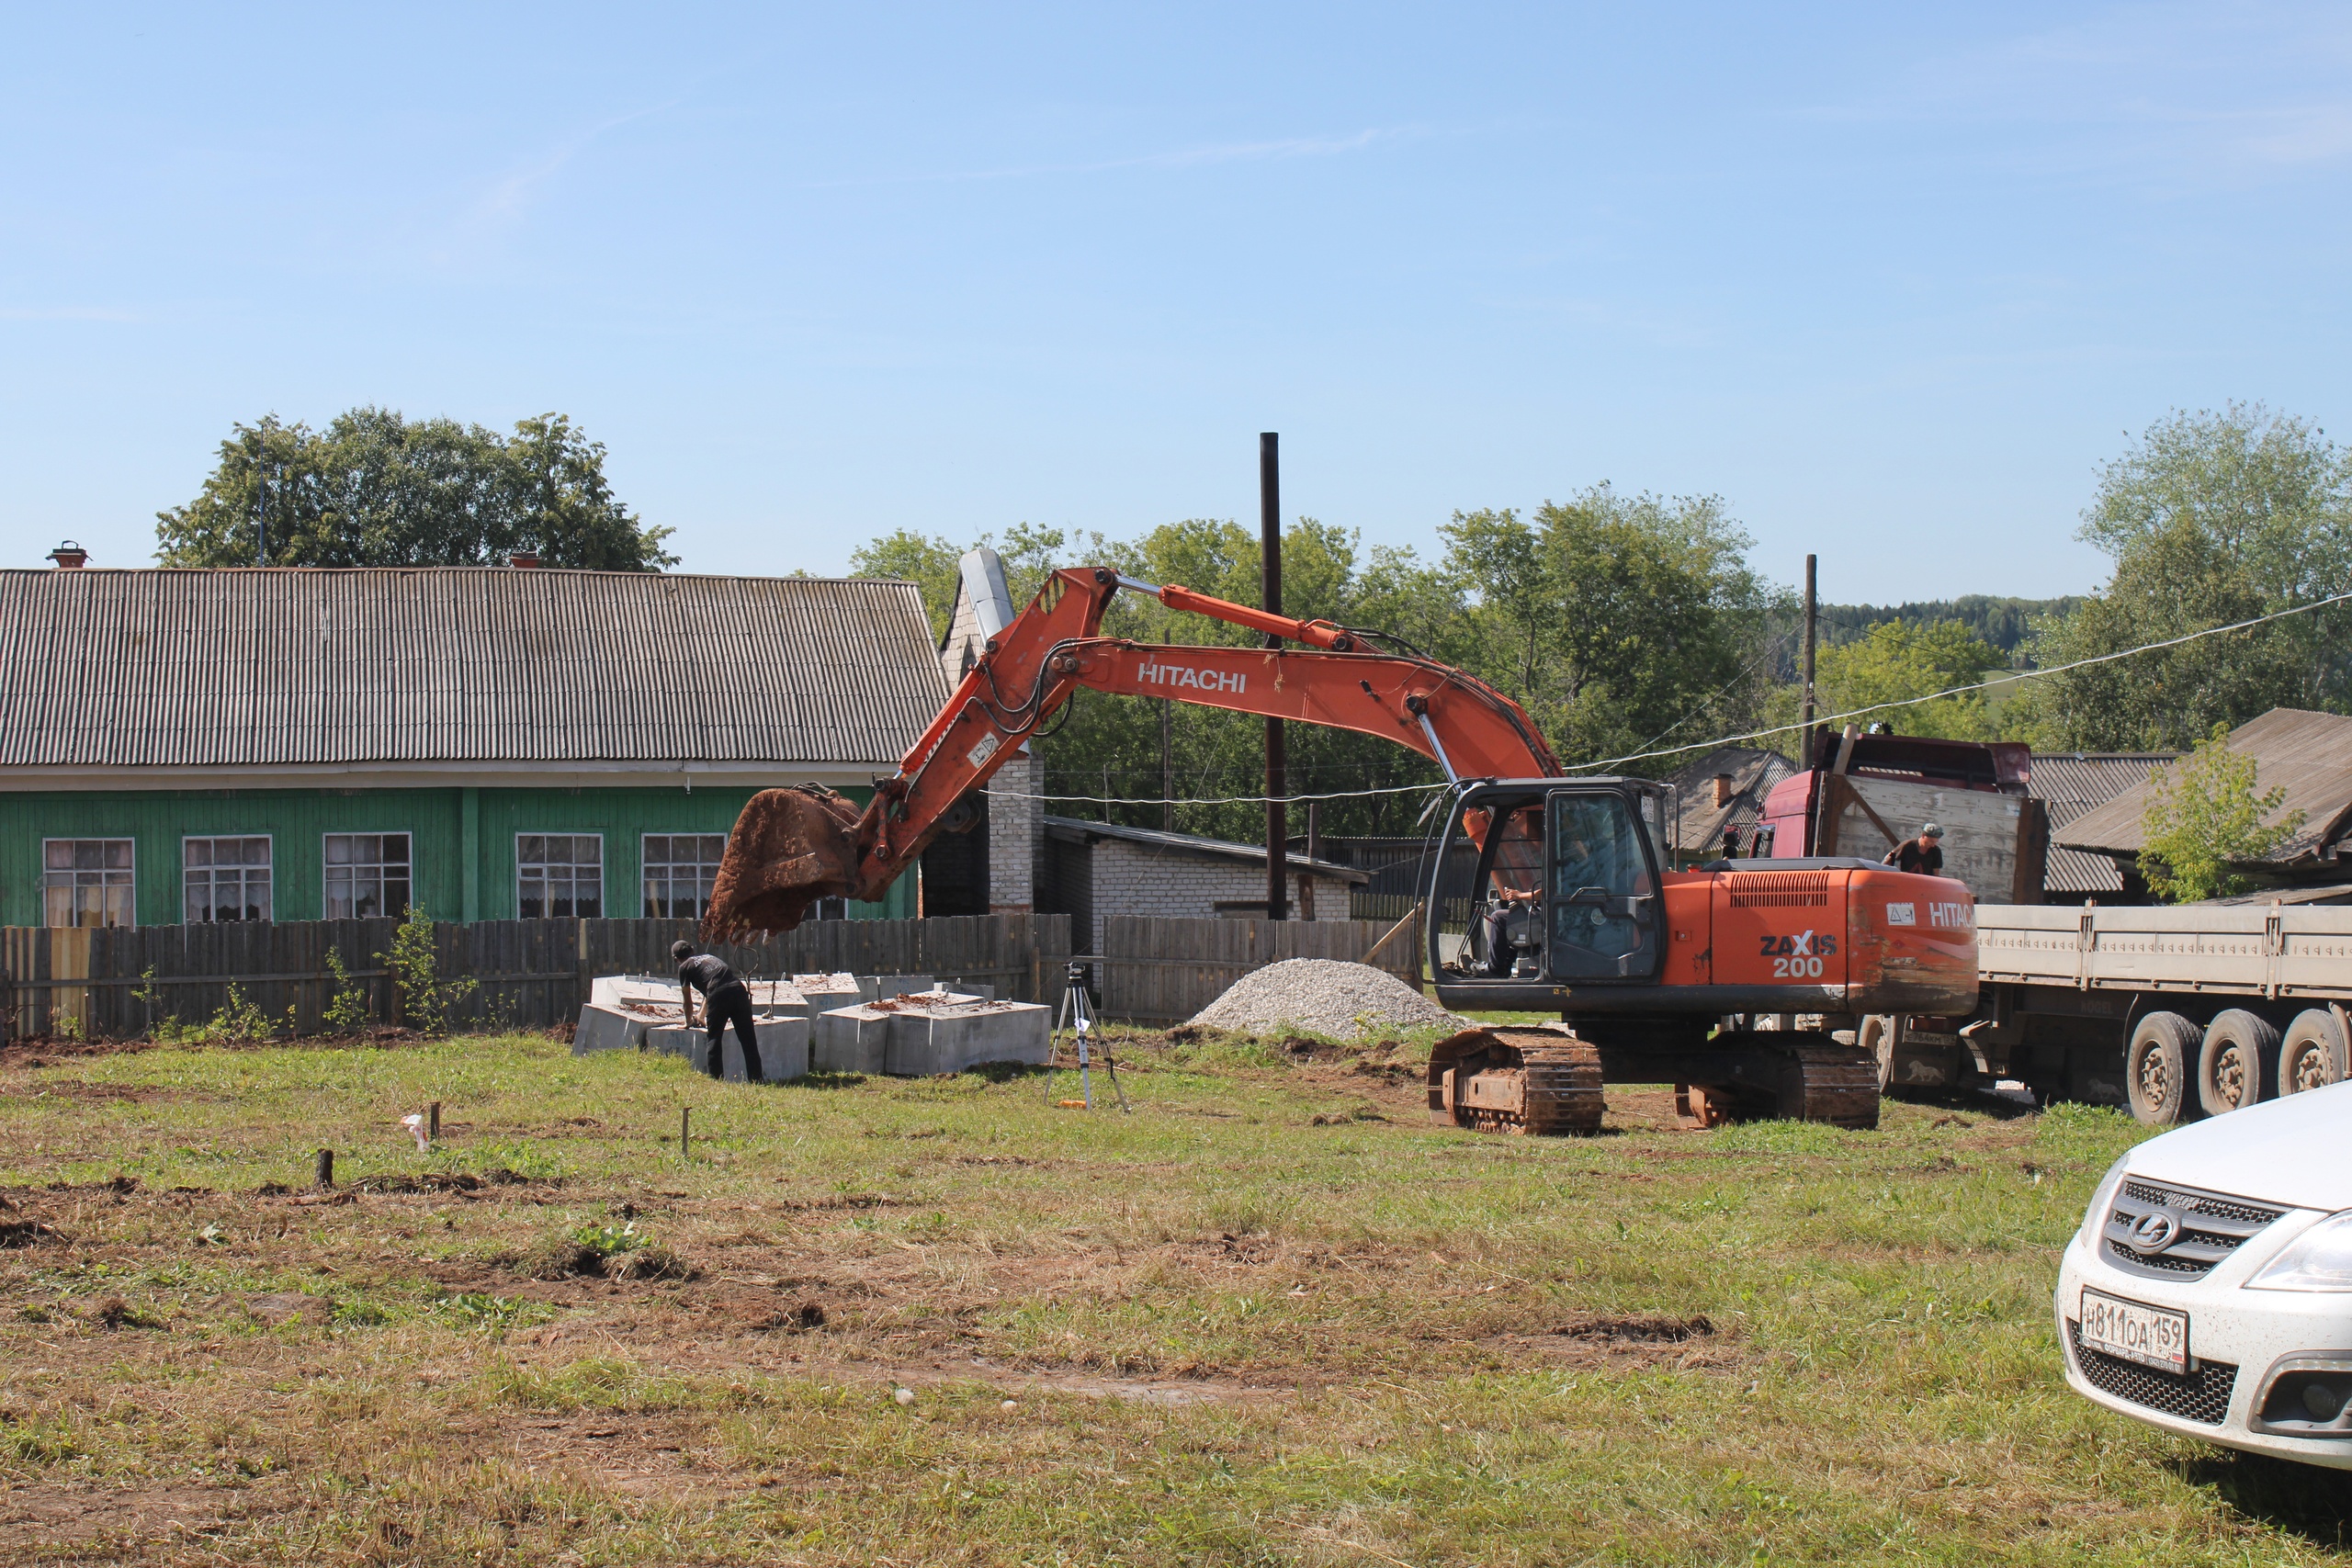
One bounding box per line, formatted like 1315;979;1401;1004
2130;1212;2181;1255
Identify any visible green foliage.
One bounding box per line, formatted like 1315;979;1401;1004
1819;595;2077;660
2138;723;2307;902
322;948;370;1034
849;492;1784;838
381;907;477;1036
1801;618;2007;739
1440;488;1785;769
154;408;676;570
2017;404;2352;750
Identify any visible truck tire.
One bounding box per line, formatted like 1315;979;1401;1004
1860;1014;1898;1093
2127;1012;2202;1127
2197;1010;2280;1115
2281;1009;2350;1096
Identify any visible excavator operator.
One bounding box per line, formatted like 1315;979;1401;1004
1478;807;1545;977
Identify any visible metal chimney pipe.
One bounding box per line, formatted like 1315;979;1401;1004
1261;433;1288;921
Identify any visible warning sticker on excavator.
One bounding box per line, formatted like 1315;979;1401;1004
967;732;1002;768
1885;902;1917;926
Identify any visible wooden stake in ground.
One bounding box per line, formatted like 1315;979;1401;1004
680;1106;690;1163
427;1101;441;1143
313;1148;334;1190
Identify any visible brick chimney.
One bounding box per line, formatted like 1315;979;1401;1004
508;550;540;569
1712;773;1734;808
47;540;87;570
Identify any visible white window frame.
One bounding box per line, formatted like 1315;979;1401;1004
641;832;729;919
41;838;136;929
322;830;414;921
516;832;604;919
182;834;274;924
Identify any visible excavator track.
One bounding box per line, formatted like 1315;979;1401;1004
1427;1028;1603;1136
1676;1040;1882;1131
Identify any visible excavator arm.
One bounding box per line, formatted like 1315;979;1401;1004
700;564;1557;938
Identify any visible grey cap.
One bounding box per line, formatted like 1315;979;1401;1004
1921;822;1944;839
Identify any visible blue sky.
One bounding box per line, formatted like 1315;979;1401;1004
5;4;2346;604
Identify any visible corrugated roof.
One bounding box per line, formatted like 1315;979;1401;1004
2055;709;2352;864
0;567;949;769
2029;751;2177;894
1043;815;1369;883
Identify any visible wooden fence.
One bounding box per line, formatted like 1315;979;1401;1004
0;914;1069;1042
1090;912;1423;1023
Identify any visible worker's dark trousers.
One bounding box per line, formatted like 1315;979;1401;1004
705;984;764;1082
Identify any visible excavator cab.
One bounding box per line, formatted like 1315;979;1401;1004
1430;779;1668;1007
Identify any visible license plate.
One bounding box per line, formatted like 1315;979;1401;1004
2080;1288;2190;1374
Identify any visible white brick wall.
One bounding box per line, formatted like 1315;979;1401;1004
987;749;1042;913
1086;839;1354;953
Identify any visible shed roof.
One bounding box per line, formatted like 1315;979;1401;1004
2054;709;2352;866
0;567;947;775
1662;746;1795;853
1043;816;1369;883
2028;752;2177;894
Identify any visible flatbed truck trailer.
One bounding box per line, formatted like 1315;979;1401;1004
1869;900;2352;1126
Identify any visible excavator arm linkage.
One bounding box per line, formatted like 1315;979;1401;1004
701;565;1556;938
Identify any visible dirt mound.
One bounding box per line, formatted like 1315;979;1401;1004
1190;959;1461;1041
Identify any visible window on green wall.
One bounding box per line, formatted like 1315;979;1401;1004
185;836;272;922
518;834;602;919
43;839;133;928
324;833;412;919
643;833;727;919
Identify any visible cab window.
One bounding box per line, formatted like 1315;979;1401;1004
1548;792;1660;980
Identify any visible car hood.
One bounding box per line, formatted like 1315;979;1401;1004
2126;1080;2352;1213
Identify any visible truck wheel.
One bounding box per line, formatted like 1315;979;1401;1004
2281;1009;2350;1096
2126;1012;2202;1127
1859;1014;1898;1093
2198;1010;2281;1115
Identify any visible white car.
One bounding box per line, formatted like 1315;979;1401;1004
2058;1078;2352;1466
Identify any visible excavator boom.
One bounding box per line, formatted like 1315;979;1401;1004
702;565;1554;937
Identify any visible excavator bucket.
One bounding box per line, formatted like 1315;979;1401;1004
698;785;871;941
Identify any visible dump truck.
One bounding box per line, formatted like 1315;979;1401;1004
1862;896;2352;1125
1753;728;2051;905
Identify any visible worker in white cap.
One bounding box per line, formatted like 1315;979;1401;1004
1884;822;1944;876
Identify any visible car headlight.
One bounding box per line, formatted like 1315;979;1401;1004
2078;1156;2130;1254
2248;1211;2352;1292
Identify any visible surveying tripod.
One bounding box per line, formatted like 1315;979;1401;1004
1046;960;1130;1112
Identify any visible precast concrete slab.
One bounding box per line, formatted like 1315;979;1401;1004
589;974;674;1009
646;1024;697;1061
812;1005;891;1074
795;973;864;1013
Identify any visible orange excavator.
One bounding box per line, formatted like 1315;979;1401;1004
701;560;1978;1132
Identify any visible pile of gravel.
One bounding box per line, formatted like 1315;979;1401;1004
1190;959;1463;1040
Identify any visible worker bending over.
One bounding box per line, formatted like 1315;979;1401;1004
1884;822;1944;875
673;940;765;1083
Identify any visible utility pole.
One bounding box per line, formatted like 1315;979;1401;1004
1801;553;1818;764
256;461;269;568
1160;699;1173;832
1261;433;1288;920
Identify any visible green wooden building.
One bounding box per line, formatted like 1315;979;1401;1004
0;558;949;929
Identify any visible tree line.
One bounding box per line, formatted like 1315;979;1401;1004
152;401;2352;843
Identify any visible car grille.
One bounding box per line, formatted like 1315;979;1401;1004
2067;1320;2238;1426
2099;1179;2285;1280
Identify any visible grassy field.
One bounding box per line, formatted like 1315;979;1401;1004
2;1025;2347;1566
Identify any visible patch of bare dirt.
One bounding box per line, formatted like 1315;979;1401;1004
0;1480;297;1546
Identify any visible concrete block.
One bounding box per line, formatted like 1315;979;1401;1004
646;1024;698;1061
740;980;809;1019
859;996;1051;1076
572;1002;645;1055
860;974;936;1004
795;973;863;1013
812;1005;891;1075
752;1016;809;1081
590;974;676;1010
